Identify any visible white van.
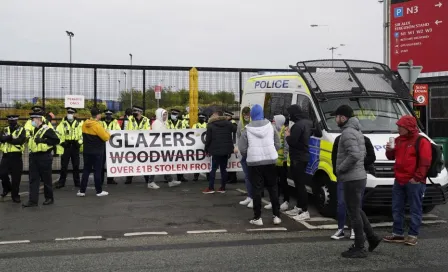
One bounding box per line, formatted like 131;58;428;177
241;59;448;217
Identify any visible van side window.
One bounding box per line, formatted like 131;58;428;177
296;94;317;124
263;93;293;120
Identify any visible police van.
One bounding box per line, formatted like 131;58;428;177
241;59;448;217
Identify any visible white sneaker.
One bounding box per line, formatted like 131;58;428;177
285;206;302;216
96;191;109;197
147;182;160;189
331;229;345;240
350;229;355;240
273;216;282;225
280;201;289;211
292;211;310;221
247;200;253;208
76;191;86;197
264;203;272;210
250;218;263;226
239;197;252;206
168;181;181;187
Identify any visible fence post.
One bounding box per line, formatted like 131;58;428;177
142;69;146;112
94;68;97;107
42;66;46;110
239;71;243;105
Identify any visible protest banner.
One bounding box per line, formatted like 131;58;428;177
106;129;242;177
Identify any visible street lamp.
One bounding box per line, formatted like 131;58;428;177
328;44;346;60
66;31;74;95
129;53;133;107
310;24;328;27
378;0;390;65
118;80;121;93
123;72;129;107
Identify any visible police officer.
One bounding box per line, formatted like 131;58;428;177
24;106;53;138
23;111;60;207
224;110;238;184
192;112;209;182
168;109;189;182
0;115;26;203
125;105;153;185
55;107;83;189
182;106;190;129
101;109;120;185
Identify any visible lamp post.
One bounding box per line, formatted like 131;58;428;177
123;72;129;107
129;53;133;107
378;0;390;66
118;80;121;93
66;31;74;95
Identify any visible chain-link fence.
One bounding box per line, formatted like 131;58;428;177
0;60;292;172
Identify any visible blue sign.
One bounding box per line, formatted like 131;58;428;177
394;7;404;18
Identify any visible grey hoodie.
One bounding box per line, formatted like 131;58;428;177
273;115;289;160
238;119;280;166
336;117;367;182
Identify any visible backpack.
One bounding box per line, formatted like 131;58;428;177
415;136;444;181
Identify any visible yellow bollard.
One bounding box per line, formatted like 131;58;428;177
189;67;199;128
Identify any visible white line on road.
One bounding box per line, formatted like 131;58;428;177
55;236;103;241
0;240;31;245
187;230;228;234
246;227;288;232
124;232;169;237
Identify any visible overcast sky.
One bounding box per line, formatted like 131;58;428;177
0;0;385;69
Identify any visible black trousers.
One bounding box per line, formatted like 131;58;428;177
29;152;53;204
249;164;280;219
277;162;289;202
290;160;309;211
0;153;23;199
58;141;80;186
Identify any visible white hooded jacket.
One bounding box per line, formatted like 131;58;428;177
152;108;168;131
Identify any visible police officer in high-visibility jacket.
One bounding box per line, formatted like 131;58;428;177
167;109;189;182
24;106;53;138
224;110;238;184
55;107;83;189
125;105;152;185
182;106;190;129
192;112;209;182
101;109;120;185
0;115;27;203
23;112;60;208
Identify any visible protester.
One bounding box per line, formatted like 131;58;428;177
118;108;132;130
224;110;238;184
55;107;83;189
331;134;376;240
238;104;281;226
264;114;290;212
0;115;27;203
23;111;60;207
203;111;237;194
237;106;253;208
168;109;189;182
383;115;432;246
77;108;110;197
101;109;121;185
285;105;313;221
149;108;182;188
332;105;381;258
192;112;209;182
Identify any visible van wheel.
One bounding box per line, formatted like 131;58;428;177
422;205;435;214
313;174;337;218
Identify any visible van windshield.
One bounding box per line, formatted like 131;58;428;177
320;98;411;133
263;93;293;120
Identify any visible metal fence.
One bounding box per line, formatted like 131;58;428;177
0;60;292;172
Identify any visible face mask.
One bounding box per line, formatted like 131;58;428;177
199;118;205;123
132;113;139;118
243;116;250;122
67;114;74;121
171;114;178;121
31;121;37;127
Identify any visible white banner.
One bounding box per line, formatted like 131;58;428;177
106;129;242;177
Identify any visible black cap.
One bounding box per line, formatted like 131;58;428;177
132;106;143;112
66;107;77;114
31;106;44;113
104;109;114;115
170;109;180;115
6;115;19;121
29;112;44;118
90;107;100;117
198;113;206;118
330;105;354;118
224;111;233;117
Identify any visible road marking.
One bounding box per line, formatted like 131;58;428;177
55;236;103;241
124;232;168;237
0;240;31;245
307;217;336;222
187;229;228;234
246;227;288;232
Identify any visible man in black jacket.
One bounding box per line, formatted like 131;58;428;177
285;105;313;221
331;135;376;240
203;111;237;194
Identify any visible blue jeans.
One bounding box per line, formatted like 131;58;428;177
240;156;252;198
208;155;229;190
392;180;426;237
337;181;365;230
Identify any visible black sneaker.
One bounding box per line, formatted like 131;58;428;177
368;236;382;252
43;199;54;206
1;190;11;197
55;183;65;189
341;245;367;258
22;201;38;208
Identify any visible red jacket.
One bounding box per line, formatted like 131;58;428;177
386;116;432;185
